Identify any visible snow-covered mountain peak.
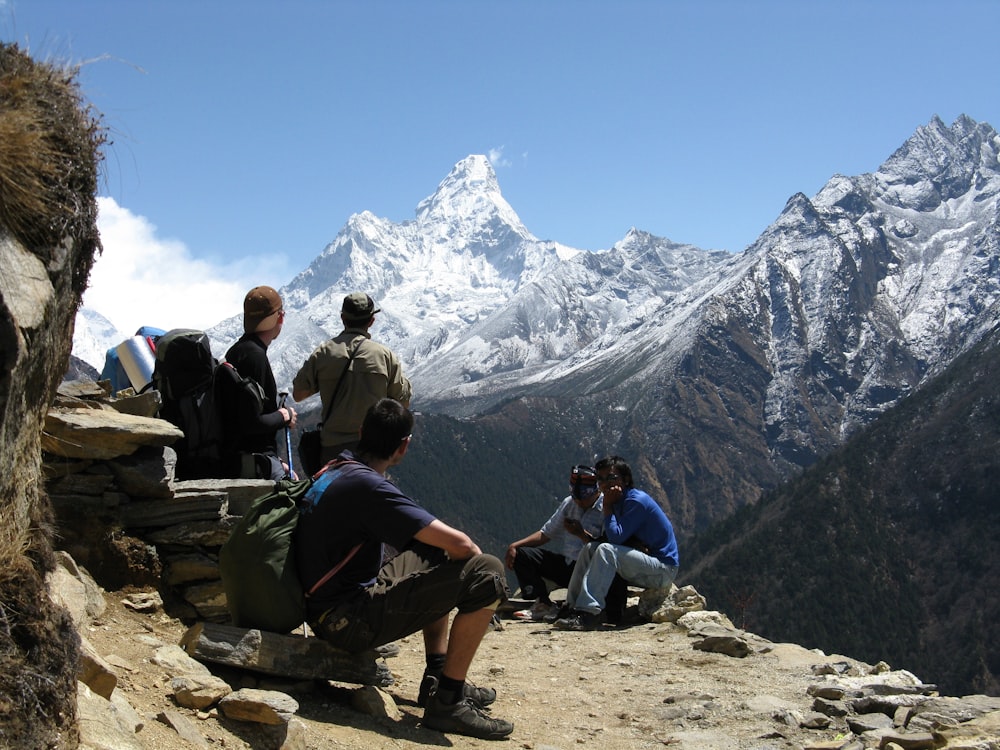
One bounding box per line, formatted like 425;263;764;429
603;227;736;295
414;154;532;243
289;155;537;306
614;227;694;255
875;115;1000;210
427;154;497;195
618;227;657;247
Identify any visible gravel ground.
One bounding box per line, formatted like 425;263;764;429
83;589;858;750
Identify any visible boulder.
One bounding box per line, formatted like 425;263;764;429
170;673;233;710
76;681;143;750
43;407;182;460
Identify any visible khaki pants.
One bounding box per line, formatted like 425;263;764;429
312;542;508;653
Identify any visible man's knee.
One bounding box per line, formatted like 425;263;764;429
458;553;509;613
465;552;504;577
594;542;619;566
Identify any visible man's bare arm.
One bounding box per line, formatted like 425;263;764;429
292;385;314;402
415;519;481;560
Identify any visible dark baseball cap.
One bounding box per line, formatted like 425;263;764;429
570;465;599;500
342;292;380;321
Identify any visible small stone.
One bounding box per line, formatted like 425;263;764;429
122;591;162;613
351;685;400;721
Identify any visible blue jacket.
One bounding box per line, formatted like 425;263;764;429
604;488;679;566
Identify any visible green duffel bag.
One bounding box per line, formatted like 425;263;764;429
219;478;312;633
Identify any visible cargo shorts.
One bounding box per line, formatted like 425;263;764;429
312;541;509;653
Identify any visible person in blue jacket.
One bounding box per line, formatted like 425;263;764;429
554;455;679;631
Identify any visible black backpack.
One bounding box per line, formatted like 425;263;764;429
151;329;226;479
214;360;275;478
152;328;277;480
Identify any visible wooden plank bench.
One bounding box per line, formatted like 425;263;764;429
180;622;393;687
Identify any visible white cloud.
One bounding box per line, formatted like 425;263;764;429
83;197;282;334
488;147;512;169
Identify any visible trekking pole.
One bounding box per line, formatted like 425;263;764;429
279;392;294;479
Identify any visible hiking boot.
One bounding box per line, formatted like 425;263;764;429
422;693;514;740
543;604;573;625
417;672;497;709
512;599;558;622
543;603;572;623
553;609;605;631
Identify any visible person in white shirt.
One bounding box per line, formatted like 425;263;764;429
504;465;626;623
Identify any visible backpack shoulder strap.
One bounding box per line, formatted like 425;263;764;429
318;338;365;428
305;542;363;597
302;456;368;596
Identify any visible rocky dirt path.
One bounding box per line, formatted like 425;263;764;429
85;588;852;750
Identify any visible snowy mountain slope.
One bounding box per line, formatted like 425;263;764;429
404;228;736;412
748;115;1000;450
206;155;733;413
72;307;123;372
72;116;1000;534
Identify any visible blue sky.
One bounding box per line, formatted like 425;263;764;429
6;1;1000;333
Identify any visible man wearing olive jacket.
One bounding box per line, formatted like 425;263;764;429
292;292;411;465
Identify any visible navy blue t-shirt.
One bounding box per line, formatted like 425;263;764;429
294;455;435;617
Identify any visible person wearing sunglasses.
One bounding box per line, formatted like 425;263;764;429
554;455;679;631
505;465;627;623
219;285;297;479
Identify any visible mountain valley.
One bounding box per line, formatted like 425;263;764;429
71;114;1000;696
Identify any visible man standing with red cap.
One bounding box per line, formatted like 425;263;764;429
220;285;297;479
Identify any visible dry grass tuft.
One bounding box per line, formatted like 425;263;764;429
0;478;34;589
0;41;105;271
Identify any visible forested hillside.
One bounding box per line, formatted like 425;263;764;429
681;324;1000;696
391;400;597;561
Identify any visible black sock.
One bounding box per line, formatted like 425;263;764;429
425;653;446;674
436;674;465;704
